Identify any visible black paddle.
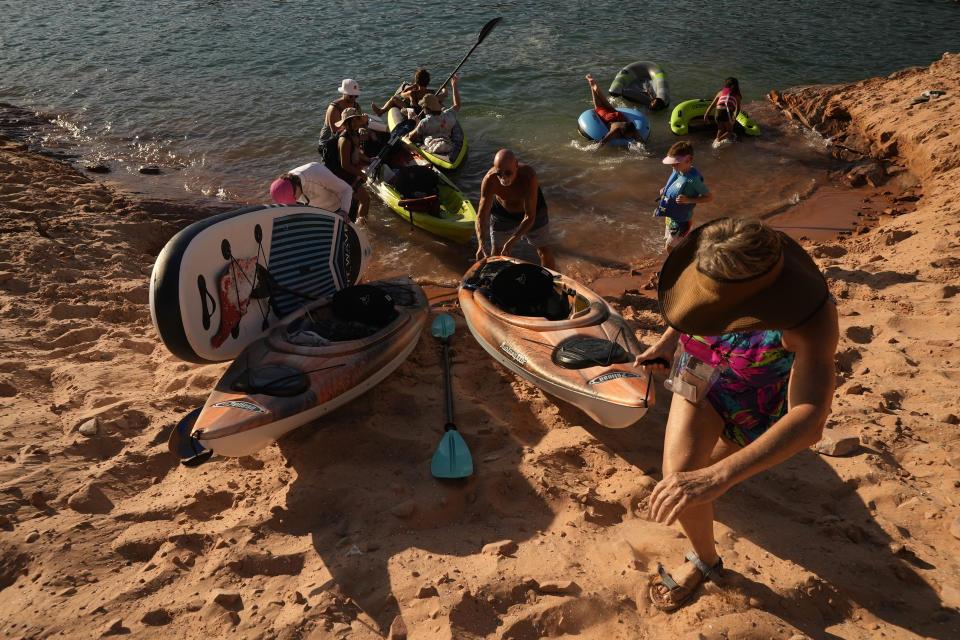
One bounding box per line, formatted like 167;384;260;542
434;17;502;95
364;118;416;180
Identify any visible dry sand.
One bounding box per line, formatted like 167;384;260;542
1;54;959;640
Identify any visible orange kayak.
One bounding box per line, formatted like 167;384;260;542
182;276;428;457
458;257;653;428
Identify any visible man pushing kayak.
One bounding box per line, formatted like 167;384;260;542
476;149;555;270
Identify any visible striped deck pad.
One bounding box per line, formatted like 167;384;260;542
266;212;347;318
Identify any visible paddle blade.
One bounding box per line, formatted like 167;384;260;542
430;426;473;478
477;17;502;43
431;313;455;339
167;409;213;467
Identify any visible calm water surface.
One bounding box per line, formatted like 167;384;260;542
1;0;956;281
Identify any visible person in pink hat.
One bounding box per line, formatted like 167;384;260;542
269;162;352;218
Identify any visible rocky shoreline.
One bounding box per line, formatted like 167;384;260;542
1;54;959;639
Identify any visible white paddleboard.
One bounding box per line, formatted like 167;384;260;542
150;204;371;363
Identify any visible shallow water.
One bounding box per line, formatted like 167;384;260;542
1;0;955;282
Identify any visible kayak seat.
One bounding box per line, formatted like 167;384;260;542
231;364;310;397
552;337;629;370
490;263;570;320
331;284;398;326
399;195;441;218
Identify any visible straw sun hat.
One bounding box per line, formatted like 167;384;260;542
657;218;829;336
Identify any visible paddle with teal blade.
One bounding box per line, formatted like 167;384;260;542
430;313;473;478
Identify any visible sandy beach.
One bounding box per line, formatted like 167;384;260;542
1;54;959;640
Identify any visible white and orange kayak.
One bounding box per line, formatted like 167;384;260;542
172;276;428;460
458;257;653;428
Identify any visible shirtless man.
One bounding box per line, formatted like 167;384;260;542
476;149;555;270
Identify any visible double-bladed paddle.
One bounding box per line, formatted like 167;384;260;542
430;313;473;478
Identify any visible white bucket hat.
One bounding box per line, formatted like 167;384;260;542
338;78;360;96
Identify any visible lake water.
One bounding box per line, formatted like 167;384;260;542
1;0;956;283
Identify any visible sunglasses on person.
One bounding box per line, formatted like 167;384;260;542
495;168;514;178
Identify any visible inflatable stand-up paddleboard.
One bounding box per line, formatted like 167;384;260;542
577;108;651;145
150;204;371;364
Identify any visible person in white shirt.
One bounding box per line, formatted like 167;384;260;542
269;162;353;218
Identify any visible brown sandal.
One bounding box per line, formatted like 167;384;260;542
648;551;723;612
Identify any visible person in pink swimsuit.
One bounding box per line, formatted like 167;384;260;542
636;217;838;611
704;77;742;144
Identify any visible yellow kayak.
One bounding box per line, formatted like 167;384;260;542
369;157;476;244
386;106;467;171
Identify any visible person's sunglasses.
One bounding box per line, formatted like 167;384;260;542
495;169;513;178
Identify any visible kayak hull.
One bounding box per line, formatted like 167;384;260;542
386;106;467;170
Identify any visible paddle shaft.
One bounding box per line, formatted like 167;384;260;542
435;17;502;95
442;339;454;425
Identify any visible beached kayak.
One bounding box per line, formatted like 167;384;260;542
150;204;371;364
386;106;467;170
368;153;477;244
669;98;761;136
577;107;651;145
171;276;428;459
459;257;653;428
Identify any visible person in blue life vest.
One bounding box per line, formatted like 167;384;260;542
654;141;713;253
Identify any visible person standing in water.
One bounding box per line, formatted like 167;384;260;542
654;141;713;253
636;217;838;612
704;77;742;146
476;149;555;270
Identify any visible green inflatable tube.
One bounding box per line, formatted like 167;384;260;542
669;98;761;137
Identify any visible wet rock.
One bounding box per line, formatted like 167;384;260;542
84;162;110;174
482;539;518;556
844;161;885;187
812;435;861;457
138;164;161;175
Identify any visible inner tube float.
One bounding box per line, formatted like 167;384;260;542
669;98;761;137
608;61;670;109
577;108;651;145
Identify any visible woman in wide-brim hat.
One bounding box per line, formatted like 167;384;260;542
636;216;839;611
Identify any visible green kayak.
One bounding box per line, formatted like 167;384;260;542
386;106;468;171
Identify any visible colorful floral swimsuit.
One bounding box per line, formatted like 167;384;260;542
680;330;795;446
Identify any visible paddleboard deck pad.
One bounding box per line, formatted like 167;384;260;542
150;204;371;363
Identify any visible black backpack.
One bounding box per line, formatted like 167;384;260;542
318;133;343;173
393;165;438;198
